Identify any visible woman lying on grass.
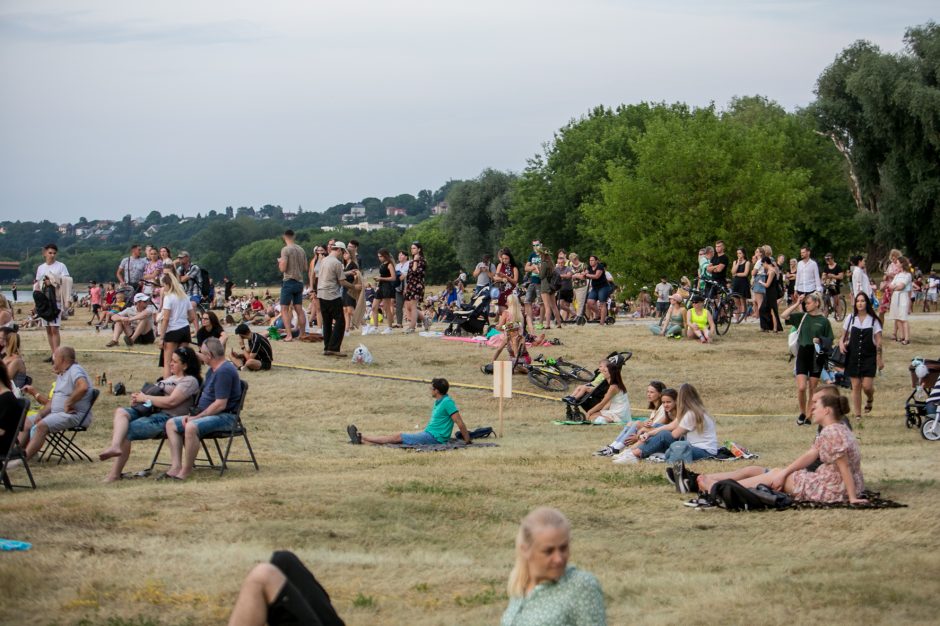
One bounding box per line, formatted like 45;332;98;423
582;353;631;424
594;383;672;456
612;383;717;465
676;389;867;504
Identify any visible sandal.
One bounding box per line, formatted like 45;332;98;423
864;399;873;413
901;339;910;345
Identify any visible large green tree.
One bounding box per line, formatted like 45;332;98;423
397;216;460;284
588;105;811;288
813;22;940;267
442;169;515;269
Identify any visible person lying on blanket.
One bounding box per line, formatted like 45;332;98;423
347;378;471;445
673;388;867;504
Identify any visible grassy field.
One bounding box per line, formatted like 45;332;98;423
2;309;939;626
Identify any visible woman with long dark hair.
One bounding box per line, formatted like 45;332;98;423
583;354;632;424
373;248;397;334
0;360;20;457
196;310;227;352
493;248;519;314
730;247;751;317
759;256;783;332
840;292;883;420
99;346;202;482
403;242;426;334
595;381;668;456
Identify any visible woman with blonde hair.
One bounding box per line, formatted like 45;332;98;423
491;293;529;372
158;272;195;379
502;507;606;626
0;293;12;327
880;248;903;316
1;330;27;388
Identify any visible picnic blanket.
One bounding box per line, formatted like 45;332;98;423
791;491;906;510
552;420;621;426
0;539;31;551
382;441;499;452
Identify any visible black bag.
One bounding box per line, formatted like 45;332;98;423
710;479;792;512
131;382;166;417
465;427;495;440
829;345;847;368
32;285;60;322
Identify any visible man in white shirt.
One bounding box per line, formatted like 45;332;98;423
795;246;823;296
106;293;157;347
34;243;70;361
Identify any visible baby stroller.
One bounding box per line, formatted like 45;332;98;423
560;351;632;421
443;289;491;336
821;343;852;390
905;357;940;429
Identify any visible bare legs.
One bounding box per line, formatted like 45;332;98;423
99;408;134;481
796;374;818;418
228;563;286;626
165;418;201;479
849;376;874;417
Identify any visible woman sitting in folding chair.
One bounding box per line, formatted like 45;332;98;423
0;361;20;456
98;346;202;482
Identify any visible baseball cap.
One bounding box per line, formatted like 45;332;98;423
332;241;347;251
177;250;190;258
133;293;150;303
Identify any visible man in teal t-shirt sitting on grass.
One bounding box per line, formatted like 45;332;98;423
347;378;471;445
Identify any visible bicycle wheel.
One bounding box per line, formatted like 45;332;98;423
713;301;732;336
558;362;595;382
527;368;568;393
834;295;847;322
922;417;940;441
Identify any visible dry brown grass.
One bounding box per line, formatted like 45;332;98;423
2;310;940;625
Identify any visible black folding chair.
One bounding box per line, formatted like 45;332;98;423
199;380;258;476
1;398;37;491
38;388;98;465
147;386;216;472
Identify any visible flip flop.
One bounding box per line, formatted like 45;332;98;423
864;400;873;413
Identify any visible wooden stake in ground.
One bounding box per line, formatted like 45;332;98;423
493;360;512;437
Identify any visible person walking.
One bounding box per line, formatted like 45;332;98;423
317;242;354;356
87;280;103;326
782;293;833;426
10;281;16;302
277;229;308;342
840;292;883;421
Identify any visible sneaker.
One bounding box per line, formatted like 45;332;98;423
593;446;616;457
561;395;576;405
665;466;676;488
346;424;362;445
683;496;715;509
404;327;415;334
381;327;393;335
105;340;119;347
612;450;639;464
673;460;689;494
796;413;808;426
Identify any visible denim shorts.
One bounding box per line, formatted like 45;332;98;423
588;284;612;303
280;279;303;306
170;412;237;436
122;407;173;440
401;431;439;445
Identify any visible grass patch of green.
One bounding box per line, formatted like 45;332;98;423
352;593;376;608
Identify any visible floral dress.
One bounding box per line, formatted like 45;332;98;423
404;256;426;301
791;423;864;502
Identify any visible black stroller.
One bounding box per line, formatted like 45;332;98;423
443;289;492;336
560;351;632;422
905;357;940;429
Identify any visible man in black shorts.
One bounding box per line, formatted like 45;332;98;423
230;323;273;371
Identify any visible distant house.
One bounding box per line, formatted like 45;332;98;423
431;202;449;215
386;206;406;217
355;222;383;232
320;225;337;232
143;224;161;238
282;212;297;221
350;204;366;218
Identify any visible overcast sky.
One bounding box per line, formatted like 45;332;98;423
0;1;934;223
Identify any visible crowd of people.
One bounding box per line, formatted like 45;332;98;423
0;234;935;624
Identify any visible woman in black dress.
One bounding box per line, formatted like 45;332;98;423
839;292;883;420
758;256;782;332
372;248;397;333
0;361;21;457
730;247;751;318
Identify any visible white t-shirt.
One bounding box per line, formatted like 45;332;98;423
927;277;939;296
35;260;70;282
654;282;672;303
678;410;718;454
162;294;192;332
843;314;882;334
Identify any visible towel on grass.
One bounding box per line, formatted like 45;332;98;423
383;441;499;452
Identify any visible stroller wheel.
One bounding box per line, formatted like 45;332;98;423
905;412;920;429
605;316;616;325
922;417;940;441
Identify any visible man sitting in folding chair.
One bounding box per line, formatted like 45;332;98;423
164;337;242;481
14;346;93;466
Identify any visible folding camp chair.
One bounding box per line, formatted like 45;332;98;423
38;388;98;465
148;380;257;476
1;398;37;491
199;380;258;476
147;389;217;472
